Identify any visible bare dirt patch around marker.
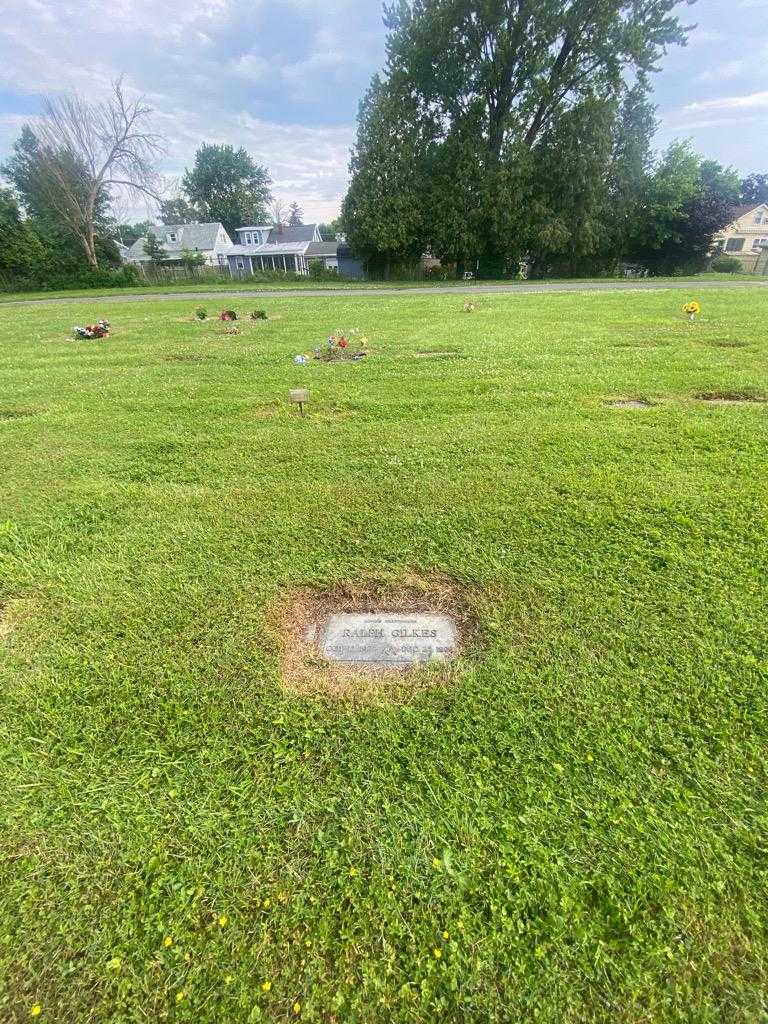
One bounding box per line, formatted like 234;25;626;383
695;389;767;404
267;576;476;700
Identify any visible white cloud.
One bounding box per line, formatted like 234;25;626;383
0;0;384;221
682;90;768;113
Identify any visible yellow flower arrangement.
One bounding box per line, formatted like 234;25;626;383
683;300;701;321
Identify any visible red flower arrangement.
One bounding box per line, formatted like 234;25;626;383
313;328;369;361
73;319;110;339
219;310;238;321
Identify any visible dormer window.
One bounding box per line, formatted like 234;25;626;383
167;232;178;243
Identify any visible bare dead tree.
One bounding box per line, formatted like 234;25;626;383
270;199;287;229
33;77;164;267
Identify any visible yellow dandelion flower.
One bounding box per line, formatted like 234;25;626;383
30;1006;42;1018
224;975;234;985
108;956;122;971
456;921;465;931
292;1001;301;1014
163;936;173;948
218;915;228;927
433;947;442;958
175;991;186;1004
442;931;450;940
431;857;441;869
348;867;359;877
262;898;271;909
261;981;272;993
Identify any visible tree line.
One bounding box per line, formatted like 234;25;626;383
2;13;768;289
341;0;768;277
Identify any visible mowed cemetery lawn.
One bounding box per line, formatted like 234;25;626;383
1;288;767;1023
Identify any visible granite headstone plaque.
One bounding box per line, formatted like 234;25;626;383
319;612;457;667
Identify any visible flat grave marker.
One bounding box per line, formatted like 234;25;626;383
319;612;458;668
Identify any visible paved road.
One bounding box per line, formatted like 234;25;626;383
4;277;767;306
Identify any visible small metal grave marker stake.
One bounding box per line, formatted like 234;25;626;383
289;388;309;416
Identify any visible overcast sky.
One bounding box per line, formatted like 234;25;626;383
0;0;765;224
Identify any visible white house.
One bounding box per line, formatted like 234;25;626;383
223;223;341;276
714;203;768;273
124;223;233;266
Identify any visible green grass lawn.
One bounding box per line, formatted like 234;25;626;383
1;289;766;1022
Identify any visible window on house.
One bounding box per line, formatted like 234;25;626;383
753;212;766;224
236;259;245;270
725;237;745;252
244;232;253;245
167;232;178;243
752;237;768;251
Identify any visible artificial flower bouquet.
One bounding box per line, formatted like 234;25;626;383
73;319;110;339
313;328;369;361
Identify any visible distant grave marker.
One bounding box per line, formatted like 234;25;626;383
289;388;309;415
605;398;655;409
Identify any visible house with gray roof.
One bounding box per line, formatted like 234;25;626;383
123;219;364;278
223;223;361;277
124;222;233;266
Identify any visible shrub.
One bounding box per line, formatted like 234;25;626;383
307;261;340;280
250;309;267;320
710;255;743;274
0;265;141;293
194;307;207;320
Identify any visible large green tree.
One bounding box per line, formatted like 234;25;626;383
344;0;688;272
1;81;160;268
1;126;121;273
159;196;202;224
739;173;768;205
115;220;154;246
605;80;658;260
181;145;272;236
625;143;736;273
342;76;434;263
0;188;47;277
